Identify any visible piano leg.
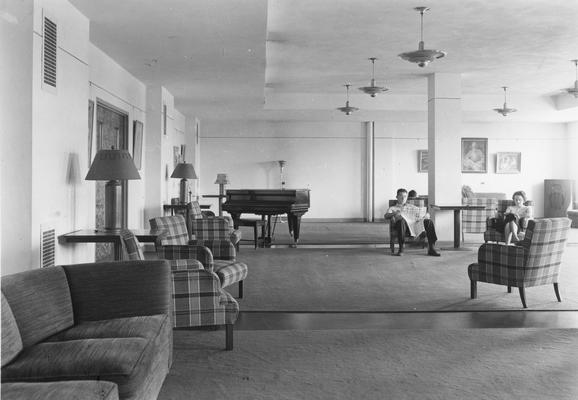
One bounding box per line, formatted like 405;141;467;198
287;212;303;247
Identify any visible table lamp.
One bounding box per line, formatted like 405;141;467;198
86;149;141;231
171;163;198;204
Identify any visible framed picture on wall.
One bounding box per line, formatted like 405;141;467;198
87;100;94;167
418;150;428;173
461;138;488;173
496;152;521;174
163;104;167;135
132;120;144;170
180;144;186;163
173;146;181;168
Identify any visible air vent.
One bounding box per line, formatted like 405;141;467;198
43;16;57;88
40;226;56;268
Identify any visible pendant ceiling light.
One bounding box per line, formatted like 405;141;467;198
398;6;446;68
337;84;359;115
359;57;389;97
493;86;517;117
563;59;578;98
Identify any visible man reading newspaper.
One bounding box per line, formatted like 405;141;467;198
385;188;441;257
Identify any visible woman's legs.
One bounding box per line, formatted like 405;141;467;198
504;221;519;244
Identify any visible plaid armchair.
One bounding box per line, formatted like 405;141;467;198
149;215;248;298
386;198;428;254
483;199;534;243
461;197;499;238
188;201;242;248
120;230;238;350
468;217;571;308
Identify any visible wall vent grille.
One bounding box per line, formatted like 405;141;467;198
43;16;57;88
40;226;56;268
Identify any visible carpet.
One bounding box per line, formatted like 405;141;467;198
237;245;578;312
158;328;578;400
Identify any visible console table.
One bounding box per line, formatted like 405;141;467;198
430;205;485;249
58;229;163;261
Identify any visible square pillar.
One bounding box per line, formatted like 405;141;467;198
428;73;462;241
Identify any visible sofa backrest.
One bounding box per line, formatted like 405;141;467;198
1;267;73;349
1;292;23;367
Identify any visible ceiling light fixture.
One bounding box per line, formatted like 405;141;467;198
359;57;389;97
563;59;578;98
337;84;359;115
493;86;517;116
398;6;446;68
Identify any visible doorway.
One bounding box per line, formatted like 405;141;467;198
95;101;129;261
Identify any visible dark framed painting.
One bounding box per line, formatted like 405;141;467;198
418;150;428;173
461;138;487;173
496;152;521;174
132;120;144;170
87;99;94;167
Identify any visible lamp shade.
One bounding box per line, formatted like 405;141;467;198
214;173;230;185
171;163;198;179
86;149;141;181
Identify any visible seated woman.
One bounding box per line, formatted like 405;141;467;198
503;190;533;245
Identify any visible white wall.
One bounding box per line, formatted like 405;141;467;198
1;0;34;275
200;119;571;222
567;121;578;206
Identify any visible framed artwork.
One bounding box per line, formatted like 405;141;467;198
496;152;521;174
163;104;167;135
173;146;181;168
87;100;94;167
132;120;144;170
180;144;186;163
461;138;488;173
418;150;428;173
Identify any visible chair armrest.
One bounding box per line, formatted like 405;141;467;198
62;260;170;322
478;243;526;270
190;239;236;260
201;210;216;217
157;244;214;271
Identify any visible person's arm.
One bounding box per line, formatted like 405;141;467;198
384;206;400;221
504;206;513;215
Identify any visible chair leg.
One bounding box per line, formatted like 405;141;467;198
470;280;477;299
554;283;562;302
238;280;243;299
507;285;512;293
253;225;258;249
518;287;527;308
225;324;234;351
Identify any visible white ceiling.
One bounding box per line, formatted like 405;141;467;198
70;0;578;122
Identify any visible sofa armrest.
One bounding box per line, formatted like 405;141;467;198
62;260;170;323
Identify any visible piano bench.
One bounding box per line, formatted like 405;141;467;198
236;218;266;248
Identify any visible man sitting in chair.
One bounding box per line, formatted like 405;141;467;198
385;188;441;257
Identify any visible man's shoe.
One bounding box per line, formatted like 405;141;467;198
427;249;441;257
395;250;404;256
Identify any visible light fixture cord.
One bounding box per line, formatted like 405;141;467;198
420;9;424;42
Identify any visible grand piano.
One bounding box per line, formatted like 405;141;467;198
222;189;310;246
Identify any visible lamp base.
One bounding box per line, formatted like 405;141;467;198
180;179;188;204
104;180;122;231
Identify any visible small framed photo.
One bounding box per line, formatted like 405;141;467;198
461;138;488;173
496;152;521;174
418;150;428;173
132;120;144;170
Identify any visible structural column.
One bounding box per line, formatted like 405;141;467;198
364;121;375;222
427;73;462;241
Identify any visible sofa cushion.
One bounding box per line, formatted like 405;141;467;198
1;292;23;367
1;267;73;348
1;314;170;400
1;380;119;400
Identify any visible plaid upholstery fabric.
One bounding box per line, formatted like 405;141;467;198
120;229;145;260
150;215;190;245
189;201;204;219
190;216;241;245
171;268;239;327
484;200;534;242
213;260;249;289
194;239;235;260
469;218;571;289
155;244;214;272
462;197;498;233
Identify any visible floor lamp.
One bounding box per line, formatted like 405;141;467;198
214;173;229;217
86;149;141;231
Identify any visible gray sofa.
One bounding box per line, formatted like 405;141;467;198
1;260;172;400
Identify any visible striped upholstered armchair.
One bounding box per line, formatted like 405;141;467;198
468;218;571;308
149;215;248;298
120;229;238;350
